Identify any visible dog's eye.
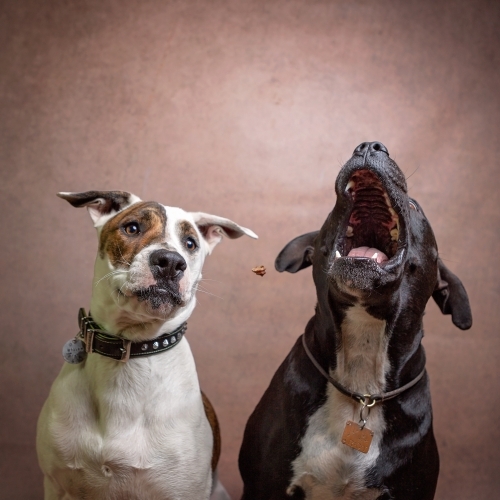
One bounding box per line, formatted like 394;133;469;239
185;238;197;250
123;222;140;235
409;201;418;211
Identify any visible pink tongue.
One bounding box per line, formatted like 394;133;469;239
348;246;388;264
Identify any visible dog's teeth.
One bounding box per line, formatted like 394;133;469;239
346;181;355;191
346;226;353;237
335;250;341;259
390;229;399;241
383;192;392;207
371;253;378;260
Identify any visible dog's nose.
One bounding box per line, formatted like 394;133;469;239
353;141;389;156
149;250;187;279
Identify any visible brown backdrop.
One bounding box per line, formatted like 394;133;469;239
1;0;499;498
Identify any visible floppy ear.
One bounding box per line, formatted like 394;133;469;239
432;258;472;330
57;190;141;226
275;231;319;273
191;212;258;254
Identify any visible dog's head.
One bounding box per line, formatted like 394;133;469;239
275;142;472;330
59;190;257;339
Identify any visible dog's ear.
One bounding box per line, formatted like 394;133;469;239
57;191;141;226
191;212;258;253
432;258;472;330
275;231;319;273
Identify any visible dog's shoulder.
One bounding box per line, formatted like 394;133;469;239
239;323;328;497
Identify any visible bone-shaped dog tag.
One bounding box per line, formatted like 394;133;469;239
341;420;373;453
62;338;87;364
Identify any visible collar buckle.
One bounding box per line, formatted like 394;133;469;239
79;308;96;354
119;340;131;362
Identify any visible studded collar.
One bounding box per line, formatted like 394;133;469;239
78;308;187;362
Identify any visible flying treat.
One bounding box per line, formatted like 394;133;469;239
252;265;266;277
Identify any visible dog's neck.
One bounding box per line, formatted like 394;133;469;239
312;294;425;392
334;303;389;394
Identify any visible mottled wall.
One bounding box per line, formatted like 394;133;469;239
1;0;499;498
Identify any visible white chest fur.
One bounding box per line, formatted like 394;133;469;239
37;338;213;500
288;304;389;499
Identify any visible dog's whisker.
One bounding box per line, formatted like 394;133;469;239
117;247;131;267
94;270;129;287
195;283;212;292
437;255;458;264
94;271;118;284
195;284;223;298
114;281;129;305
193;286;223;300
405;166;420;181
194;287;222;299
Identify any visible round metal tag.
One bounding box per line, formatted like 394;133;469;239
62;338;87;364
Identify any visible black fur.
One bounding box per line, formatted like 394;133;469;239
239;142;471;500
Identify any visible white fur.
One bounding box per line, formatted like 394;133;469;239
37;339;212;500
37;197;252;500
288;304;389;499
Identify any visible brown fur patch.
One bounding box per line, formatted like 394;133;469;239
177;220;200;252
201;391;221;472
99;202;167;267
178;220;198;239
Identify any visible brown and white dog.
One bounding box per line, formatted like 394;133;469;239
37;190;257;500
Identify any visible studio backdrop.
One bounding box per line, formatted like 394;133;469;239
1;0;499;498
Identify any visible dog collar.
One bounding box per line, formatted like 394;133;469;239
75;308;187;363
301;334;426;406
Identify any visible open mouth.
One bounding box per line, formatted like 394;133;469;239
336;169;400;266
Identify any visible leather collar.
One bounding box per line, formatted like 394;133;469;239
301;334;426;406
78;308;187;362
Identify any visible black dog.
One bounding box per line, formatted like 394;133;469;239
239;142;472;500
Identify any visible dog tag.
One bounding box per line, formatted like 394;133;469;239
62;338;87;364
341;420;373;453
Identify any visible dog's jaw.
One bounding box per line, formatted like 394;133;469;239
90;251;200;341
320;151;413;304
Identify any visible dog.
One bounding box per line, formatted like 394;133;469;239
37;190;257;500
238;142;472;500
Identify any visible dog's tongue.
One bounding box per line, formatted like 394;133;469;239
348;246;388;264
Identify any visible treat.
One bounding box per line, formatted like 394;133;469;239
252;265;266;277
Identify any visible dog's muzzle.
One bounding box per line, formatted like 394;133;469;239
327;142;409;292
134;250;187;308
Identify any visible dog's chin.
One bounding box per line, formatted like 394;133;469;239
115;284;188;318
329;255;404;298
134;285;186;310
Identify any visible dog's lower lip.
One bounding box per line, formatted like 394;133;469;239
334;248;395;268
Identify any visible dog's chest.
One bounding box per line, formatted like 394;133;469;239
288;305;389;499
41;339;213;499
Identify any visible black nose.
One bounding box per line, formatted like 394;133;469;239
353;141;389;156
149;250;187;280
